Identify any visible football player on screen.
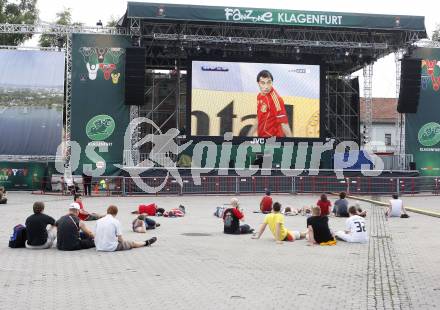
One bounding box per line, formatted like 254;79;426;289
248;70;292;138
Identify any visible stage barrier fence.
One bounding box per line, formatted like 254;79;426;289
33;175;440;196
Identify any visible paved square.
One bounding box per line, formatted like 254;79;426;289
0;192;439;309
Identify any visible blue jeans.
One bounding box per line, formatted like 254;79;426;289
144;218;156;230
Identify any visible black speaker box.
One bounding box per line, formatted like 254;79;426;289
397;58;422;113
124;47;146;105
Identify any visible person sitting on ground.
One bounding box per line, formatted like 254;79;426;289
333;192;349;217
95;205;157;251
386;194;408;218
356;204;367;217
317;194;332;216
223;198;254;235
335;206;368;243
132;214;160;233
252;202;306;243
0;186;7;204
131;203;157;216
56;203;95;251
306;206;336;246
25;202;56;249
74;194;104;221
260;190;273;213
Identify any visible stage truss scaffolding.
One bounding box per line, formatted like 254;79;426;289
0;15;432;168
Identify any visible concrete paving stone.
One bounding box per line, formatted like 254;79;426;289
0;192;438;309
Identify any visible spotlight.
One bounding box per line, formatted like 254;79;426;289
248;46;252;52
345;51;350;57
196;45;200;51
296;47;300;54
358;53;363;59
96;20;103;27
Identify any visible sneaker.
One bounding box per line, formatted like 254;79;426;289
155;223;161;228
145;237;157;246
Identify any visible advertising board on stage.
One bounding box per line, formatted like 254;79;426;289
190;60;320;140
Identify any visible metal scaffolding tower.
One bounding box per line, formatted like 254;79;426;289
394;49;406;168
362;64;374;146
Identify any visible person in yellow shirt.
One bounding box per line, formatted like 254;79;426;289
252;202;306;243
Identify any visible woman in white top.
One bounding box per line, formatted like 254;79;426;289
386;194;408;218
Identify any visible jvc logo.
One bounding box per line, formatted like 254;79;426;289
251;138;266;144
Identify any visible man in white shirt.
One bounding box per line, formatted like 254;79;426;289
95;205;157;251
335;206;368;244
386;194;408;218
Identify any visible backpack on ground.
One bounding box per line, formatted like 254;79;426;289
8;224;27;248
214;204;229;218
223;209;234;228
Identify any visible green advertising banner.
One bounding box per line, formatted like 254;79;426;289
127;2;426;31
406;48;440;176
70;34;131;175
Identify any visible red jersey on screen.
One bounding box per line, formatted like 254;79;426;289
317;200;332;216
260;196;273;212
257;88;289;137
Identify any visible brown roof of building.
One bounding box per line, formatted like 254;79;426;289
360;97;398;123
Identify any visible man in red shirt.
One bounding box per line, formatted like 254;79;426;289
260;190;273;213
249;70;292;138
74;194;104;221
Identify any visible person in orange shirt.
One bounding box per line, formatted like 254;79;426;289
248;70;292;138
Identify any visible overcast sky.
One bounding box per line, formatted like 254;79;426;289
32;0;439;98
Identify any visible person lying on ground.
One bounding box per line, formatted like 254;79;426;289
283;206;299;216
56;203;95;251
25;201;56;249
163;205;186;217
132;214;160;233
223;198;254;235
335;206;368;244
95;205;157;251
299;206;312;216
74;194;104;221
252;202;306;243
131;203;158;216
306;206;336;246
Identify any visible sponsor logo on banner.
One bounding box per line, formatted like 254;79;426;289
224;8;342;25
86;115;116;141
421;60;440;92
418;122;440;147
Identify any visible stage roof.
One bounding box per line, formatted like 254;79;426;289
125;2;426;33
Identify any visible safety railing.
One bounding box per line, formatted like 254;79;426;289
33;175;440;196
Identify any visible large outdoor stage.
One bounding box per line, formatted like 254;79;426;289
1;2;440;193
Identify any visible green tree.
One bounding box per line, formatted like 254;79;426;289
433;24;440;42
0;0;38;46
39;8;82;48
106;15;118;27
